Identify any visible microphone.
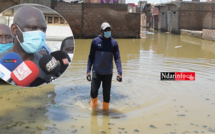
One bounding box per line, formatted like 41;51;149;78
39;55;60;76
43;74;57;83
11;60;39;87
29;74;57;87
0;52;22;82
50;50;71;74
29;55;60;87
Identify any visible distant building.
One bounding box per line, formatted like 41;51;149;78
128;3;137;13
118;0;125;4
89;0;101;3
152;6;159;30
155;1;215;34
83;0;125;3
138;1;152;31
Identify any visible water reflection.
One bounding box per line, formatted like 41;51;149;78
91;112;111;134
150;32;215;59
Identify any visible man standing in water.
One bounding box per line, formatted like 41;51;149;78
87;22;122;111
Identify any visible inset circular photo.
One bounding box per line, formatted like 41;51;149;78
0;4;74;87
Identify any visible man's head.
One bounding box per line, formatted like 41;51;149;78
0;24;13;44
11;5;47;54
61;36;74;54
0;24;14;53
101;22;111;39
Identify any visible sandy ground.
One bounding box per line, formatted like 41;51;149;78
0;83;55;134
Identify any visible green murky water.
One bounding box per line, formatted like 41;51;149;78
1;31;215;134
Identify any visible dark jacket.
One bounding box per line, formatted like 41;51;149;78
87;35;122;75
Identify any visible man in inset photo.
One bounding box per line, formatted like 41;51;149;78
0;24;13;53
0;5;52;87
61;36;74;60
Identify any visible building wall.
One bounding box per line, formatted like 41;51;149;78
0;1;17;12
89;0;101;3
52;2;83;38
169;5;179;34
20;0;52;7
84;0;125;3
152;7;159;30
179;2;215;30
158;6;168;32
156;2;215;34
202;29;215;40
0;1;140;38
118;0;125;4
53;2;140;38
156;3;180;33
153;15;159;30
140;13;147;29
0;0;52;11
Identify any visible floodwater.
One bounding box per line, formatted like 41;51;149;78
1;31;215;134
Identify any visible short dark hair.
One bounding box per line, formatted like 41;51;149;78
60;36;74;51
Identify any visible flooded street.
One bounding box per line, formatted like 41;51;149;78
1;31;215;134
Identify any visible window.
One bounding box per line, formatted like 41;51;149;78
54;17;58;24
45;15;67;25
48;17;52;24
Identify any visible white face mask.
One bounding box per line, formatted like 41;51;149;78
68;53;73;61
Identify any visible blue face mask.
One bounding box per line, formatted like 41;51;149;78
104;31;111;39
0;42;13;53
16;25;46;54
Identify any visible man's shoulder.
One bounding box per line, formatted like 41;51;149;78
111;37;116;42
91;35;102;45
110;37;118;46
93;35;102;41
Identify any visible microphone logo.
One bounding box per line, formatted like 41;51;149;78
4;59;18;63
62;58;69;65
46;57;58;72
13;62;32;81
13;59;17;63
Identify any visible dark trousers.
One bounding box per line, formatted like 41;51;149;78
91;72;113;103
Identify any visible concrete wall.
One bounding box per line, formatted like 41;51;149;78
181;29;202;38
155;3;180;33
140;13;147;29
52;2;140;38
20;0;52;7
158;6;168;32
52;2;83;38
179;2;215;30
156;2;215;34
0;1;17;12
202;29;215;41
169;4;179;34
0;1;140;38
